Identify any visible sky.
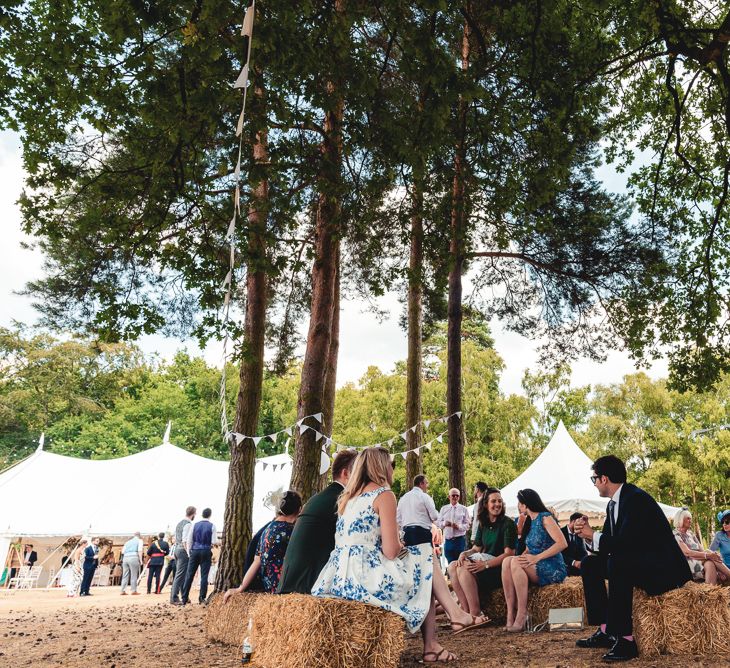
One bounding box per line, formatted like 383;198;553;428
0;128;668;396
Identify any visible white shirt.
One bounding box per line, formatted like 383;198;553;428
592;484;623;551
437;503;471;540
396;487;439;530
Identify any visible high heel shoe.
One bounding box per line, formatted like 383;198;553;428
507;614;527;632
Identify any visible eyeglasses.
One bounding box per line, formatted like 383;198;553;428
449;494;460;498
590;475;599;484
722;517;730;525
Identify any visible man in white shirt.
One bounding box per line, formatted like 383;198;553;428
397;474;439;547
438;489;471;565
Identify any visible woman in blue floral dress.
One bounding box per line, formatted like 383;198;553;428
501;488;567;632
313;447;488;664
223;490;302;598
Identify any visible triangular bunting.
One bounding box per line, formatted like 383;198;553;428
436;434;443;443
455;411;462;419
315;431;324;442
262;462;268;470
312;412;323;423
425;442;433;450
284;427;292;436
388;438;394;446
252;436;262;446
233;64;249;89
300;424;310;434
410;424;417;433
271;464;277;472
241;4;255;37
234;433;245;446
400;451;408;460
266;432;278;442
221;269;232;290
226;215;236;239
236;108;245;137
234;158;241;181
400;431;408;441
424;419;431;429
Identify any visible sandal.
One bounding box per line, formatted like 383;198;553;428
451;614;490;636
423;648;457;663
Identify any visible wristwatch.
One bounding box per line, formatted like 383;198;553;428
484;562;489;569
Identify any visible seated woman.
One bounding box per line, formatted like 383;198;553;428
710;509;730;573
448;487;515;615
313;447;488;664
501;489;567;632
674;508;730;584
224;490;302;597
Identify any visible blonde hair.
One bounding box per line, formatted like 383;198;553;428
673;508;692;530
337;447;392;515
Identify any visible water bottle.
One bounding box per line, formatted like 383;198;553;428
241;617;254;664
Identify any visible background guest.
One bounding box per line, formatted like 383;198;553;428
710;509;730;574
146;532;170;594
181;507;219;605
450;487;515;615
159;538;176;594
278;449;357;594
437;488;470;565
561;512;588;576
501;489;567;632
170;505;196;604
66;539;87;597
396;474;439;547
673;508;729;584
22;544;38;568
120;532;144;595
470;482;488;545
224;490;302;597
79;537;100;596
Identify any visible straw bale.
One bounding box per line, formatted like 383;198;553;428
634;582;730;657
204;592;263;646
249;593;405;668
481;577;585;625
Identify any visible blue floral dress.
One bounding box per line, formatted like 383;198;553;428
257;520;294;593
312;486;433;633
525;512;567;586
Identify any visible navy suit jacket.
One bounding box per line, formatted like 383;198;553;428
597;483;691;595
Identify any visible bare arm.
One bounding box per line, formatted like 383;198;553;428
373;491;401;560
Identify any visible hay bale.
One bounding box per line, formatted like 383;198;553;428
249;593;405;668
481;577;585;625
634;582;730;657
204;592;263;646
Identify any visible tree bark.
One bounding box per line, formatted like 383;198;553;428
215;84;269;593
290;6;345;501
446;20;471;500
318;243;341;491
405;172;424;485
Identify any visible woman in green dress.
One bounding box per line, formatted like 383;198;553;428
449;488;516;615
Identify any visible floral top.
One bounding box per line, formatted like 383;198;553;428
256;520;294;593
673;529;704;580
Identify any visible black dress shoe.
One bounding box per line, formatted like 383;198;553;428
603;638;639;662
576;629;616;648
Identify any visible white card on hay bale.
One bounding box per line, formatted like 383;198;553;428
249;593;405;668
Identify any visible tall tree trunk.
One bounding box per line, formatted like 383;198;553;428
290;22;345;502
216;85;269;593
318;243;341;491
447;20;470;500
405;171;424;485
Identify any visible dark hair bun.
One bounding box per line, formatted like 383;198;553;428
279;490;303;516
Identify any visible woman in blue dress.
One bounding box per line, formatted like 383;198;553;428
313;447;488;664
501;488;567;632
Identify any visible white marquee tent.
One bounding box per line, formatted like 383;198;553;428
0;431;292;582
498;421;681;519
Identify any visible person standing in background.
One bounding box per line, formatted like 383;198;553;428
180;508;219;605
438;488;471;565
79;537;100;596
396;475;439;547
120;532;144;595
170;506;195;604
146;532;170;594
470;482;488;544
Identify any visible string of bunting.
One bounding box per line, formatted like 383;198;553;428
237;411;462;472
219;1;256;438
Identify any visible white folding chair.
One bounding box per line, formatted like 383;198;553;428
8;566;31;589
93;565;111;587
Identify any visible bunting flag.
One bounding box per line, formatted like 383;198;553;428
218;1;257;439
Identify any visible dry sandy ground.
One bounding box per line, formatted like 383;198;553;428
0;588;726;667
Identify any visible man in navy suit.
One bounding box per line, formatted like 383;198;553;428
561;512;588;576
79;538;100;596
574;456;690;661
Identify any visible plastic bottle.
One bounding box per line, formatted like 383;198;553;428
241;617;254;664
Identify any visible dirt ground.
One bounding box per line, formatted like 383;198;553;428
0;588;726;667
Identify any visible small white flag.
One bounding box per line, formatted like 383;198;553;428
271;464;277;472
226;215;236;239
266;432;278;442
387;438;394;446
300;424;310;434
296;418;304;427
424;419;431;429
234;158;241;181
262;462;268;470
400;431;408;441
410;424;417;433
437;434;443;443
236;108;245;137
284;427;292;436
234;185;240;210
312;412;323;423
221;269;232;289
224;292;230;307
234;433;245;446
400;451;408;460
456;411;462;419
315;431;324;442
252;436;262;446
425;442;433;451
234;64;249;89
241;4;255;37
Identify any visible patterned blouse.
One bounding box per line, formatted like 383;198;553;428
256;520;295;593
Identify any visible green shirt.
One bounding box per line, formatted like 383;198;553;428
475;516;517;556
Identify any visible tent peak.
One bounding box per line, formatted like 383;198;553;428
36;433;45;452
162;421;172;445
